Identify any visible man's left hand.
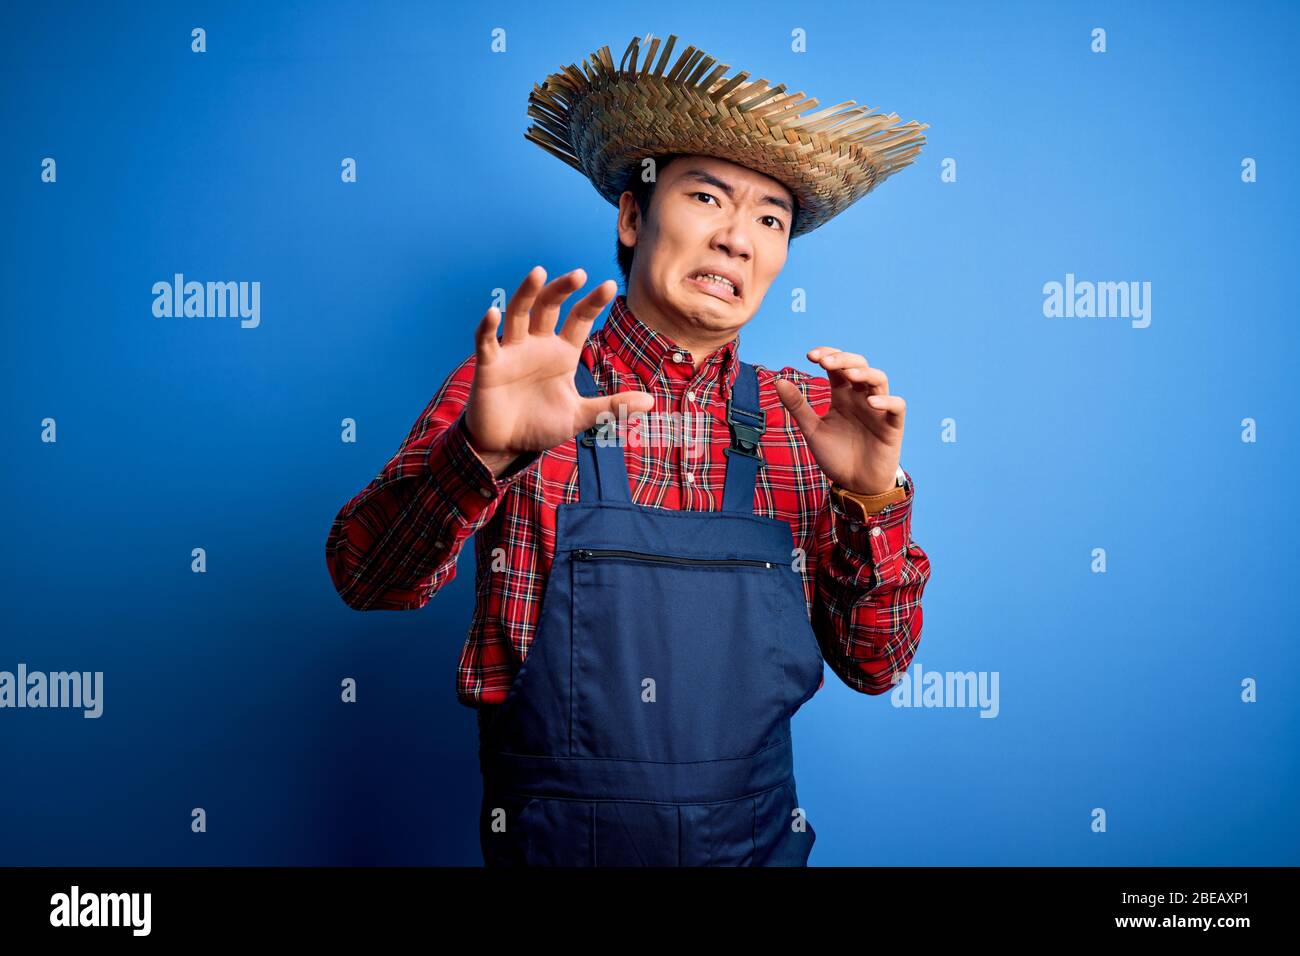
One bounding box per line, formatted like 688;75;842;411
773;346;906;496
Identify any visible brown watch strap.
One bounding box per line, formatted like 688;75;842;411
830;481;908;520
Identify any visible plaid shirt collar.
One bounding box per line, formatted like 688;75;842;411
596;294;744;398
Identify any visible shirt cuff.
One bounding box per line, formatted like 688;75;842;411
828;471;916;590
427;412;540;524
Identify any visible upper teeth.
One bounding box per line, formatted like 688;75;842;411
694;273;736;294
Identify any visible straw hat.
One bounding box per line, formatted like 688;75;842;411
524;33;928;238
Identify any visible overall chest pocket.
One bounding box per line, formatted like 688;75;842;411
570;548;790;763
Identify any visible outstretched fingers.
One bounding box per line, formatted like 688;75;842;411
475;305;502;365
529;269;586;335
838;365;889;393
867;393;907;421
501;265;547;345
560;279;619;349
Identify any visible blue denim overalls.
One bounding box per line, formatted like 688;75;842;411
476;357;824;866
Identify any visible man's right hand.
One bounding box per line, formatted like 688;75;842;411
463;265;655;477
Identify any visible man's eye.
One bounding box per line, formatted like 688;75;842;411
692;191;719;206
761;215;785;231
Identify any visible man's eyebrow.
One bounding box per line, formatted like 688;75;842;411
678;167;794;216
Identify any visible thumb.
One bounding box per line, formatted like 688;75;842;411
577;390;655;430
774;378;820;439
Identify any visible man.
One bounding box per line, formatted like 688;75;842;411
325;33;932;866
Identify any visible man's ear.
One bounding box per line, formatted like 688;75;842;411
617;191;640;249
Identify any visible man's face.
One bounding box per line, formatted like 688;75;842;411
618;154;794;337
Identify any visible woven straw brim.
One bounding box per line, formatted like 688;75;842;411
525;33;928;238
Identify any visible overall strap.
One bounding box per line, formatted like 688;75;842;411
721;360;765;513
573;357;764;512
573;359;632;504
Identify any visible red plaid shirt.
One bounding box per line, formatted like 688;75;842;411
325;294;930;706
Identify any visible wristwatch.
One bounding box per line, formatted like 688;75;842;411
830;466;910;521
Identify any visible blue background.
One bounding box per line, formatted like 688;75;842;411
2;0;1297;865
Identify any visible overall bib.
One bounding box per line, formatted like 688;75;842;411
476;359;825;866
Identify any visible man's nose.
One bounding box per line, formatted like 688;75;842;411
711;219;753;260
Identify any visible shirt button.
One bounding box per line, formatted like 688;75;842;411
870;526;882;537
478;486;493;498
672;352;685;364
849;521;862;532
685;471;694;483
685;390;696;402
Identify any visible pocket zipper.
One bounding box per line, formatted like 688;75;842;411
573;548;776;569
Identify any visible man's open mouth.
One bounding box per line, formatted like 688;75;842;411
687;270;742;301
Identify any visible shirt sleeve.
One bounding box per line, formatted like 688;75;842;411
324;353;542;610
810;467;932;695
